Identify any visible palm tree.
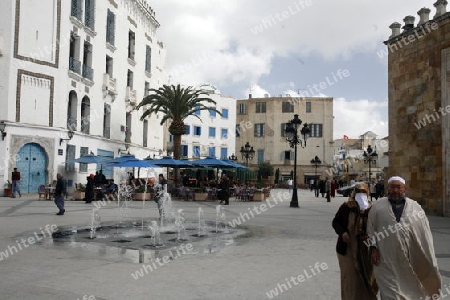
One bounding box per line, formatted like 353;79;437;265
136;84;221;159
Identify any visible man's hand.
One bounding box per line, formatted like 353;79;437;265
341;232;350;244
371;247;380;265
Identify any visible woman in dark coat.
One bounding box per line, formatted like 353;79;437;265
218;175;230;205
85;174;95;203
332;182;378;300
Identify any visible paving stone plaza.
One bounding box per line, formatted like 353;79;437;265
1;189;449;300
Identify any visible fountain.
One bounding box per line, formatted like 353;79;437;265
214;205;227;233
175;209;187;241
149;220;162;247
197;207;206;237
159;192;175;228
89;208;101;239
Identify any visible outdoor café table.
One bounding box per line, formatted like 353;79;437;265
45;186;55;200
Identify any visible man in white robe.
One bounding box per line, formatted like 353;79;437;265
366;176;441;299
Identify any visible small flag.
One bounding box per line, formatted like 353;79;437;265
343;135;349;139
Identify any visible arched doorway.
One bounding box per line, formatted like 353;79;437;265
16;143;48;193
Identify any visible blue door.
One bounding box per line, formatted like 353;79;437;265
16;143;47;193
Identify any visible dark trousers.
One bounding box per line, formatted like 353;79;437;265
54;195;64;211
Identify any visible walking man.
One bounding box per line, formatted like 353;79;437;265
54;173;67;215
367;176;441;299
11;167;22;198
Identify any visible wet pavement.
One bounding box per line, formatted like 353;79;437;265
0;189;449;300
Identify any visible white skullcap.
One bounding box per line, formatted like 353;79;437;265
388;176;406;185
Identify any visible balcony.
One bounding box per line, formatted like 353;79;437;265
102;73;117;95
82;64;94;81
126;86;137;105
69;57;81;75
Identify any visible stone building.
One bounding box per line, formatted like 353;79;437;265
386;0;450;215
235;95;333;185
0;0;166;195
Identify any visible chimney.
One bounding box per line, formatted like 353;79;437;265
389;22;402;38
402;15;415;31
434;0;448;18
418;7;431;25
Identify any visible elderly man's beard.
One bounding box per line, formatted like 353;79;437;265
388;193;406;203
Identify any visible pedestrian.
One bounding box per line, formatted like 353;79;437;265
85;174;95;203
287;178;293;191
319;179;325;197
54;173;67;215
309;178;314;191
367;176;441;299
375;180;384;198
332;182;378;300
325;179;331;202
154;174;167;218
314;180;320;197
11;167;22;198
218;174;230;205
331;179;337;198
369;180;377;201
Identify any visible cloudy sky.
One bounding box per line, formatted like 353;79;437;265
150;0;430;139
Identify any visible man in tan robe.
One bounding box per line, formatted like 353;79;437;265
366;176;441;299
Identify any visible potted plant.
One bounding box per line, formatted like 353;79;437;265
252;189;264;201
4;180;12;197
73;183;86;200
133;185;153;201
194;186;208;201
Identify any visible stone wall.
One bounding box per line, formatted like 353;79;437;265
387;7;450;215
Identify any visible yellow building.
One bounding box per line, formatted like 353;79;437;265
235;95;334;185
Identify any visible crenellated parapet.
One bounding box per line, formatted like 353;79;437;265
386;1;449;44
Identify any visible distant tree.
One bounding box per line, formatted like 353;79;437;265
136;84;221;159
257;162;274;180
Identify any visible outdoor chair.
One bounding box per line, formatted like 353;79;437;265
38;185;47;200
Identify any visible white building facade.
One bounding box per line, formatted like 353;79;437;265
166;84;237;161
0;0;166;195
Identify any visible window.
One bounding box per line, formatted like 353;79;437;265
106;9;116;45
221;109;228;119
82;42;93;80
128;31;136;60
69;33;81;74
254;123;265;137
194;106;200;115
103;103;111;139
257;149;264;164
194;126;201;136
282;101;294;113
180;145;188;157
169;134;173;142
81;97;90;134
125;113;131;143
127;70;133;89
143;120;148;147
144;81;149;97
106;55;113;77
306;102;311;113
145;45;152;72
220;148;228;160
208;147;216;157
80;147;89;172
238;103;246;114
71;0;83;20
281;123;288;137
84;0;95;30
209;110;216;118
221;128;228;139
184;125;190;135
65;145;76;172
309;124;323;137
256;102;266;113
284;151;294;160
235;124;241;137
193;146;200;158
209;127;216;138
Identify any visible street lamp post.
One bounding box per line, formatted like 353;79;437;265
228;153;238;161
285;114;310;208
363;145;378;185
310;155;322;180
240;142;255;183
240;142;255;167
